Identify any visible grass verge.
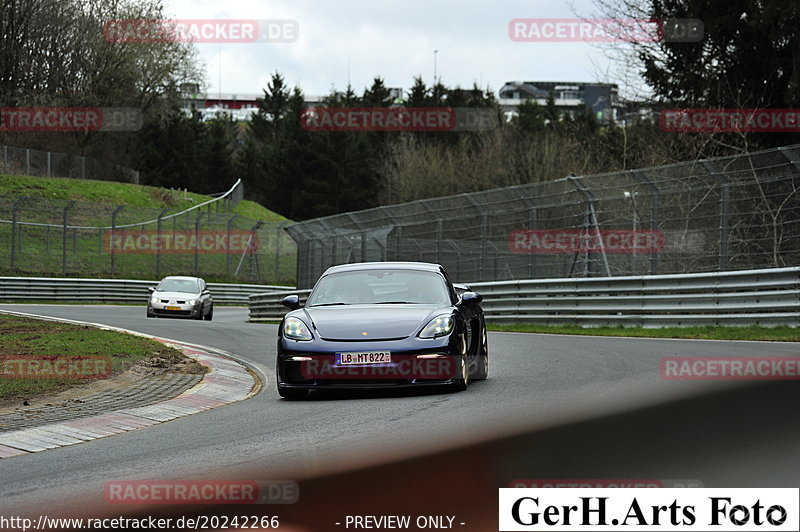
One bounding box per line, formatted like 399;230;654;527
0;314;205;402
486;324;800;342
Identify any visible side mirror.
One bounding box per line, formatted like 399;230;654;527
281;295;301;310
459;291;482;307
147;287;155;293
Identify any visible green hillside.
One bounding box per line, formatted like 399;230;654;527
0;174;286;222
0;174;296;284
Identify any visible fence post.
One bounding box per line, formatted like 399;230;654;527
633;171;661;274
480;215;488;281
156;208;168;276
11;198;26;269
194;212;207;274
511;186;537;280
62;201;75;274
111;205;124;276
329;233;338;268
275;222;288;281
234;221;263;279
26;149;30;175
226;214;240;275
47;151;51;178
394;225;402;261
361;231;367;261
569;175;611;277
702;160;730;271
249;221;264;280
3;145;7;174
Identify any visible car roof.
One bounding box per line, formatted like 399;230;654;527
160;276;202;281
321;262;444;276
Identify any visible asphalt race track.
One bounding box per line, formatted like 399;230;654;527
1;304;799;530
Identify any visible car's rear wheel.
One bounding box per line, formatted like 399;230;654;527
278;386;309;399
204;304;213;321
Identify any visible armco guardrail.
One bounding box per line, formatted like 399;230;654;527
0;277;292;305
249;289;312;322
248;267;800;327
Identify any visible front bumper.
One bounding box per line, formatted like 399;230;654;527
148;301;203;318
277;336;464;389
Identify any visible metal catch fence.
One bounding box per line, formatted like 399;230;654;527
1;144;139;183
285;144;800;288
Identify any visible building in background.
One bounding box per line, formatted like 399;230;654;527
178;83;404;122
498;81;623;123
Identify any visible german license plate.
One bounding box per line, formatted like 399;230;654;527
337;352;391;365
166;306;181;311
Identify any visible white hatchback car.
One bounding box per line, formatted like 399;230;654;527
147;276;213;320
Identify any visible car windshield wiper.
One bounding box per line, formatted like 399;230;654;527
308;302;349;307
375;301;413;304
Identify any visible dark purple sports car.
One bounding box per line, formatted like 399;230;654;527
276;261;488;399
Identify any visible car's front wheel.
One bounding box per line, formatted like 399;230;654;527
473;327;488;380
278;386;309;399
451;335;469;391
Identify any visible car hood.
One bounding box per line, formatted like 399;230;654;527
299;305;449;341
152;291;200;301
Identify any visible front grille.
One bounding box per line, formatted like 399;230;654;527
154;309;192;316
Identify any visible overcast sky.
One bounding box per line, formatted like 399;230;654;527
162;0;647;99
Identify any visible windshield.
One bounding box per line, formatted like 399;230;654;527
156;278;199;294
306;270;451;306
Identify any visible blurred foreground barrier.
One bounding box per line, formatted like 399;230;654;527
248;267;799;327
0;277;292;305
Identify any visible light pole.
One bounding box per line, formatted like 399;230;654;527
433;50;438;83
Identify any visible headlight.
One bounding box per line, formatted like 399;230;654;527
188;299;197;305
419;314;454;338
284;317;313;341
150;296;158;304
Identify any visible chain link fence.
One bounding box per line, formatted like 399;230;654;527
286;144;800;288
0;186;296;284
1;144;139;183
